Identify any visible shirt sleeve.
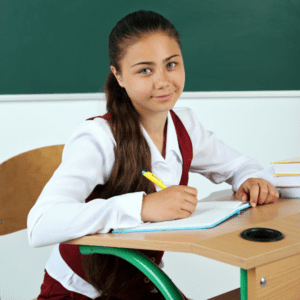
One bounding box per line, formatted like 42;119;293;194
178;108;274;191
27;119;145;248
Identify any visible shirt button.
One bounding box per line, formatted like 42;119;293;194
150;257;156;263
144;277;151;284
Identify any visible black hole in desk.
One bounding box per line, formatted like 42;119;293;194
240;227;284;242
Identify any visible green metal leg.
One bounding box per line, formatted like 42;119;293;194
240;269;247;300
79;245;185;300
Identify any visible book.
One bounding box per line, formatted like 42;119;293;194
271;157;300;173
273;174;300;187
277;187;300;198
112;201;250;233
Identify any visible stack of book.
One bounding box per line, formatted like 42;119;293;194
272;157;300;198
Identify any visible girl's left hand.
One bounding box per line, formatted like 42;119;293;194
236;178;279;208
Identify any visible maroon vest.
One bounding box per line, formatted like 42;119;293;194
59;110;192;299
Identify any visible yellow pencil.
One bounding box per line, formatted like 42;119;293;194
142;170;167;189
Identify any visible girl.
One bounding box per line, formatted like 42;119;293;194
28;10;279;300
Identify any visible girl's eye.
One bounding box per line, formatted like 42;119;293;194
168;62;177;69
139;68;151;74
138;62;177;74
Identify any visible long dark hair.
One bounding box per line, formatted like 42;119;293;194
82;10;182;299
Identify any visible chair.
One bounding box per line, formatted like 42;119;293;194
0;145;64;300
0;145;240;300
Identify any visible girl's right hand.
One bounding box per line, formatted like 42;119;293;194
141;185;198;222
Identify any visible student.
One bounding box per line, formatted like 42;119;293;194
28;10;279;300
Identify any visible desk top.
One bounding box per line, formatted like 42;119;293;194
64;189;300;269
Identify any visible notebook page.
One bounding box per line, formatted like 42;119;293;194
113;201;250;233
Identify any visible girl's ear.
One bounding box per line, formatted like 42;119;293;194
110;66;125;88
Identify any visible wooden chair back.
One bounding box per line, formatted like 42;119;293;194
0;145;64;236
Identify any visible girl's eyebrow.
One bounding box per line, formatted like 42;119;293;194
131;54;180;68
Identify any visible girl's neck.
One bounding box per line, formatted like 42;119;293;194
141;111;168;138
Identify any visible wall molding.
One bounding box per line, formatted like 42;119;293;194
0;91;299;102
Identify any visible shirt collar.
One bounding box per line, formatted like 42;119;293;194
141;111;182;165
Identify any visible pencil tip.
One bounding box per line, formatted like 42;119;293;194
142;170;146;174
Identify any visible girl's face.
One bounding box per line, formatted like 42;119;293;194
111;32;185;118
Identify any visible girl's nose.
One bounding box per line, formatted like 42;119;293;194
154;69;170;89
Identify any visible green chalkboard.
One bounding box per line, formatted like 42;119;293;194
1;0;299;94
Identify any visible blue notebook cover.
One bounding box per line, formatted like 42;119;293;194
112;201;250;233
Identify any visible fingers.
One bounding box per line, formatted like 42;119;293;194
237;178;279;207
181;192;198;216
236;179;257;207
257;184;268;205
254;179;279;206
248;182;259;207
236;190;248;202
264;182;280;204
182;200;197;215
184;186;198;197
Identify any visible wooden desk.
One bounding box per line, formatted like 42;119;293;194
64;190;300;300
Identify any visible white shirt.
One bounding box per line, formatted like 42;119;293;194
27;107;274;298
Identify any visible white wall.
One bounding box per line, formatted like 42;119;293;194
0;92;299;300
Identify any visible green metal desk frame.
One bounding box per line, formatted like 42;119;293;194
240;269;247;300
79;245;248;300
79;245;184;300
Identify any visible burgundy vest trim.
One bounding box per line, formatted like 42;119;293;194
59;109;193;289
170;110;193;186
86;112;111;122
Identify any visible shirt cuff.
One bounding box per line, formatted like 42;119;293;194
112;191;146;231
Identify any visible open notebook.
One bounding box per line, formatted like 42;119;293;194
112;201;250;233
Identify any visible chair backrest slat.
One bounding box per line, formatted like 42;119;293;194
0;145;64;236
